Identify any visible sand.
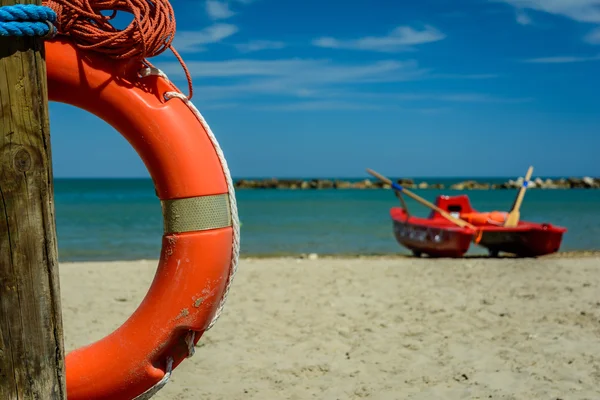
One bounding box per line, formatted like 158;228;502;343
60;255;600;400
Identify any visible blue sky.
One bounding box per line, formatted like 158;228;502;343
49;0;600;178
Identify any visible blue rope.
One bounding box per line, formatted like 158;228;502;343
0;4;57;38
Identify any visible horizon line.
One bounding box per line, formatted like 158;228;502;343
53;175;597;180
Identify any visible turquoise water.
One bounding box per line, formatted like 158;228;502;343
54;178;600;261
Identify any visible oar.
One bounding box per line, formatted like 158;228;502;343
393;187;411;221
367;168;477;230
394;184;410;221
503;166;534;228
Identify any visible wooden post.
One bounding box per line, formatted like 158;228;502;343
0;0;66;399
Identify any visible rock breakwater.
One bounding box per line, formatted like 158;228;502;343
234;177;600;190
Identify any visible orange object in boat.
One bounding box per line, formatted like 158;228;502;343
46;37;239;400
460;211;508;226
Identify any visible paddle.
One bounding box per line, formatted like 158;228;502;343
503;166;534;228
393;187;411;221
366;168;477;230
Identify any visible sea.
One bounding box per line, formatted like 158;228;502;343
54;178;600;262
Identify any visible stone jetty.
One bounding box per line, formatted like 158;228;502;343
234;177;600;190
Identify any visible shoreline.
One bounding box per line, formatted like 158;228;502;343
58;249;600;264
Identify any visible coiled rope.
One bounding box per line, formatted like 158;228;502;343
0;4;56;37
0;1;193;98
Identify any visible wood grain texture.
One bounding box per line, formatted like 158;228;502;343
0;0;66;399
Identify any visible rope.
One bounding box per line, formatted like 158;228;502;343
131;332;195;399
0;4;55;22
0;4;57;37
162;90;241;331
132;357;173;400
0;1;194;99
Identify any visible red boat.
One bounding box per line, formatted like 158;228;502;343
391;207;475;258
391;195;567;258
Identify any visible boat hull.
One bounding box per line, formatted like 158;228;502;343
477;224;566;257
391;208;474;258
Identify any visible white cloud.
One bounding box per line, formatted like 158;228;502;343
522;54;600;62
153;57;518;111
498;1;600;43
419;93;532;103
584;26;600;43
356;92;532;103
162;59;324;78
235;40;286;52
496;0;600;23
431;73;500;79
257;100;382;111
516;9;533;24
205;1;235;20
253;102;452;113
173;24;239;52
160;58;428;81
194;93;527;111
312;25;445;52
156;58;430;101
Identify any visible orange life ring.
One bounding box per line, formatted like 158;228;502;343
45;37;240;399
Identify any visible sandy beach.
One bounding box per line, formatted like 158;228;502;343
61;255;600;400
